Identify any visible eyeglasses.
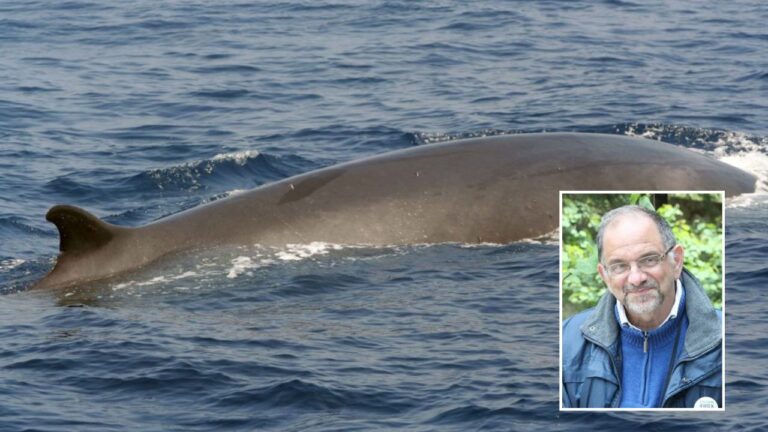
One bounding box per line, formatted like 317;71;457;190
604;245;675;276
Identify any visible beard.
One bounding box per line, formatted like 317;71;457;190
622;279;665;316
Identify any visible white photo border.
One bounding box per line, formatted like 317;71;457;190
558;190;726;412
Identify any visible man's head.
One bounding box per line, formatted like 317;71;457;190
596;205;684;330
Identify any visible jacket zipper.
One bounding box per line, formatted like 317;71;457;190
642;331;650;404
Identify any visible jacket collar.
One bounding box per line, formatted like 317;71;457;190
580;268;720;356
679;268;721;357
579;286;620;350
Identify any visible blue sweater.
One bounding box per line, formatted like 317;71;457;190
618;287;688;408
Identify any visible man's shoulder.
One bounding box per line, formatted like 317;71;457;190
563;307;596;334
562;307;598;356
562;308;600;376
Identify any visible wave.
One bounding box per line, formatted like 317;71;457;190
123;124;414;196
618;123;768;155
209;378;418;414
42;150;317;206
131;151;315;193
0;258;26;273
0;255;52;294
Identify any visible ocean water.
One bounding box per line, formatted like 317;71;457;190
2;1;768;430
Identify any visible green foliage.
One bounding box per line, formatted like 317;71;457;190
561;197;604;309
630;193;654;210
657;205;723;309
562;194;723;317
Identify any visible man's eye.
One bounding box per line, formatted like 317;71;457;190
610;263;629;273
639;256;660;267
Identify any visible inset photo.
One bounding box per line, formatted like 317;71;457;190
560;192;725;411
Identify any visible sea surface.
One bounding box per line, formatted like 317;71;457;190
2;1;768;430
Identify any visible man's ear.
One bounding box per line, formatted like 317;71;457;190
672;244;685;278
597;262;609;287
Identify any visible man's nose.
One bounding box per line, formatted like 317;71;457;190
627;263;648;286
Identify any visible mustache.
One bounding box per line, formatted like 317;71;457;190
623;280;659;294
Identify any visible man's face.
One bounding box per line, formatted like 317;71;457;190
597;213;683;328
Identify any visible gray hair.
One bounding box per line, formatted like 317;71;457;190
596;205;676;262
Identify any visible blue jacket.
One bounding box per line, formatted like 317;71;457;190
562;269;722;408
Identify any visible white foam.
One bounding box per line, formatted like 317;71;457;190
227;256;259;278
711;131;767;155
527;228;560;245
624;124;664;140
729;192;768;209
212;150;260;165
624;126;767;155
225;189;248;197
459;242;504;248
0;258;25;272
727;193;758;208
275;242;344;261
719;151;768;194
113;270;200;290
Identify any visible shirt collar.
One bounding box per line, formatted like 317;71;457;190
616;278;683;331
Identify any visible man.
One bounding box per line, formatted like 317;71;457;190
562;205;722;408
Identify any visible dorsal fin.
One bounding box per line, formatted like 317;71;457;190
46;205;117;255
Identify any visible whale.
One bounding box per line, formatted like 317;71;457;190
32;132;756;290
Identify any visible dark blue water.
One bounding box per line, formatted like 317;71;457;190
2;1;767;430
